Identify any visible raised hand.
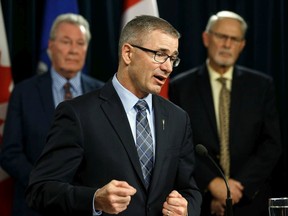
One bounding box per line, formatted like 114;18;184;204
162;190;188;216
94;180;137;214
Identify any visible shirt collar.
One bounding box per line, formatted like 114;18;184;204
51;68;82;91
206;59;233;81
112;74;152;114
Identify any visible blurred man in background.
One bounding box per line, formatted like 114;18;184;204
0;13;104;216
169;11;281;216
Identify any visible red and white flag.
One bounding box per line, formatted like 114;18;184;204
122;0;169;99
0;1;14;216
122;0;159;27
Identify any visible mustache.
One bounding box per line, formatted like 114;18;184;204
218;50;233;57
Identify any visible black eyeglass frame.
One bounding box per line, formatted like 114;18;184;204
130;44;180;67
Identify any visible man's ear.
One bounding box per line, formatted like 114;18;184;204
202;31;209;48
48;40;53;50
239;39;246;53
122;43;133;65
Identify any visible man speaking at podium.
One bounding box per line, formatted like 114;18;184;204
25;15;202;216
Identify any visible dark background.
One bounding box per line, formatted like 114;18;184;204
1;0;287;196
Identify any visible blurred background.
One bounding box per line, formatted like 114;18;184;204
0;0;287;213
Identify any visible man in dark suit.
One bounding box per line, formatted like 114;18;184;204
0;13;104;216
169;11;281;216
25;15;202;216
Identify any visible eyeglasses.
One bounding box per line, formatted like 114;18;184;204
130;44;180;67
209;30;244;44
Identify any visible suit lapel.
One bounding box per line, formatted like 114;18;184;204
81;74;94;93
198;66;218;136
99;82;145;188
37;73;55;122
37;73;96;122
230;67;244;143
148;96;170;193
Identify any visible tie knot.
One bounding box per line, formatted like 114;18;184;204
135;100;148;112
217;77;227;86
63;82;71;90
63;82;73;100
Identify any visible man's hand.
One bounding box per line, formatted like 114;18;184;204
228;179;244;204
162;190;188;216
208;177;228;201
208;177;244;205
94;180;136;214
211;198;225;216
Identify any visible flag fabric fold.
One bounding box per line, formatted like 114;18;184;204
38;0;79;74
0;1;14;216
121;0;169;99
122;0;159;27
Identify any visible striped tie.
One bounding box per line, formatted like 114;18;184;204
218;77;230;178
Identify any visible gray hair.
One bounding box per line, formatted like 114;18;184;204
49;13;91;43
118;15;180;58
205;11;248;36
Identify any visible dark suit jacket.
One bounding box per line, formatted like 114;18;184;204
0;72;104;216
169;64;281;215
25;80;202;216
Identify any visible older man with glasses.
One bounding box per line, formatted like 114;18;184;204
169;10;281;216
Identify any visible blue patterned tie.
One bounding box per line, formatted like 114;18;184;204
135;100;154;189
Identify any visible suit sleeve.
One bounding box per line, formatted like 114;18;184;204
176;112;202;215
0;86;33;187
25;102;96;215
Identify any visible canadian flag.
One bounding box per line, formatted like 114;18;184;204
122;0;169;99
0;1;14;216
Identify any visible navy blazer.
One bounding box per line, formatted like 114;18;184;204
169;64;281;200
25;80;202;216
0;72;104;216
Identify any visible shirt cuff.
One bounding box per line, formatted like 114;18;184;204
92;190;102;215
